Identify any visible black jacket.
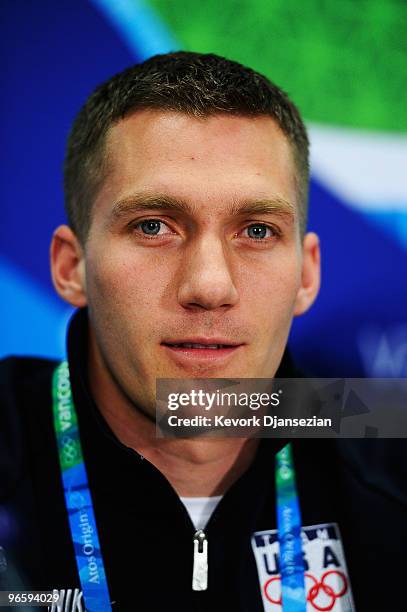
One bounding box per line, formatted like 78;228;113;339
0;310;406;611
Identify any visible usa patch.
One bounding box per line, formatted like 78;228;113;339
251;523;355;611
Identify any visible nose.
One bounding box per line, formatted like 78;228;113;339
177;234;239;311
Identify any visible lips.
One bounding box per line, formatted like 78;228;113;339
162;338;243;349
161;338;244;367
163;342;235;349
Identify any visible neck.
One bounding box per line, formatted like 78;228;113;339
87;338;259;497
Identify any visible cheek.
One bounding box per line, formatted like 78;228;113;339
237;254;301;324
86;246;171;312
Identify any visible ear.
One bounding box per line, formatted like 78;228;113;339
293;232;321;316
50;225;87;307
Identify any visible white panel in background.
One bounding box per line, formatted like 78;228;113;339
308;123;407;211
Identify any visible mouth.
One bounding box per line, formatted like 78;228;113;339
161;339;244;365
162;342;238;349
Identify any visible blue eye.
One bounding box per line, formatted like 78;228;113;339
139;220;162;235
245;224;273;240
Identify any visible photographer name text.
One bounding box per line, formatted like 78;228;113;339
166;415;332;429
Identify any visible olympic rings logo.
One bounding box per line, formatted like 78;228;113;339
279;465;292;480
61;435;78;464
264;570;348;611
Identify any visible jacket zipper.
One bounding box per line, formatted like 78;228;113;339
192;529;208;590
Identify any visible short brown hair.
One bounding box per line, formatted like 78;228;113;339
64;51;309;243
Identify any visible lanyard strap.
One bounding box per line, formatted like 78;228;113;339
52;361;112;612
275;443;306;611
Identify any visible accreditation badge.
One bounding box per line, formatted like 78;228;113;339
251;523;355;611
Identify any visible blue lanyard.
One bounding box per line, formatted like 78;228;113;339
275;443;306;611
52;361;112;612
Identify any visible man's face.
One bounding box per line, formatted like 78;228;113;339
79;110;318;414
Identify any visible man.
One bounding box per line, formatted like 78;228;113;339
0;52;405;611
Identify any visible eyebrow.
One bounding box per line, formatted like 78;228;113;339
108;192;296;225
230;197;295;219
108;194;192;223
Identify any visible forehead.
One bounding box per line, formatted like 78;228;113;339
95;110;298;220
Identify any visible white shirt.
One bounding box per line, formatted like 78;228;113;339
180;495;223;531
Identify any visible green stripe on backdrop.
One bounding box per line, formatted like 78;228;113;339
147;0;407;132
